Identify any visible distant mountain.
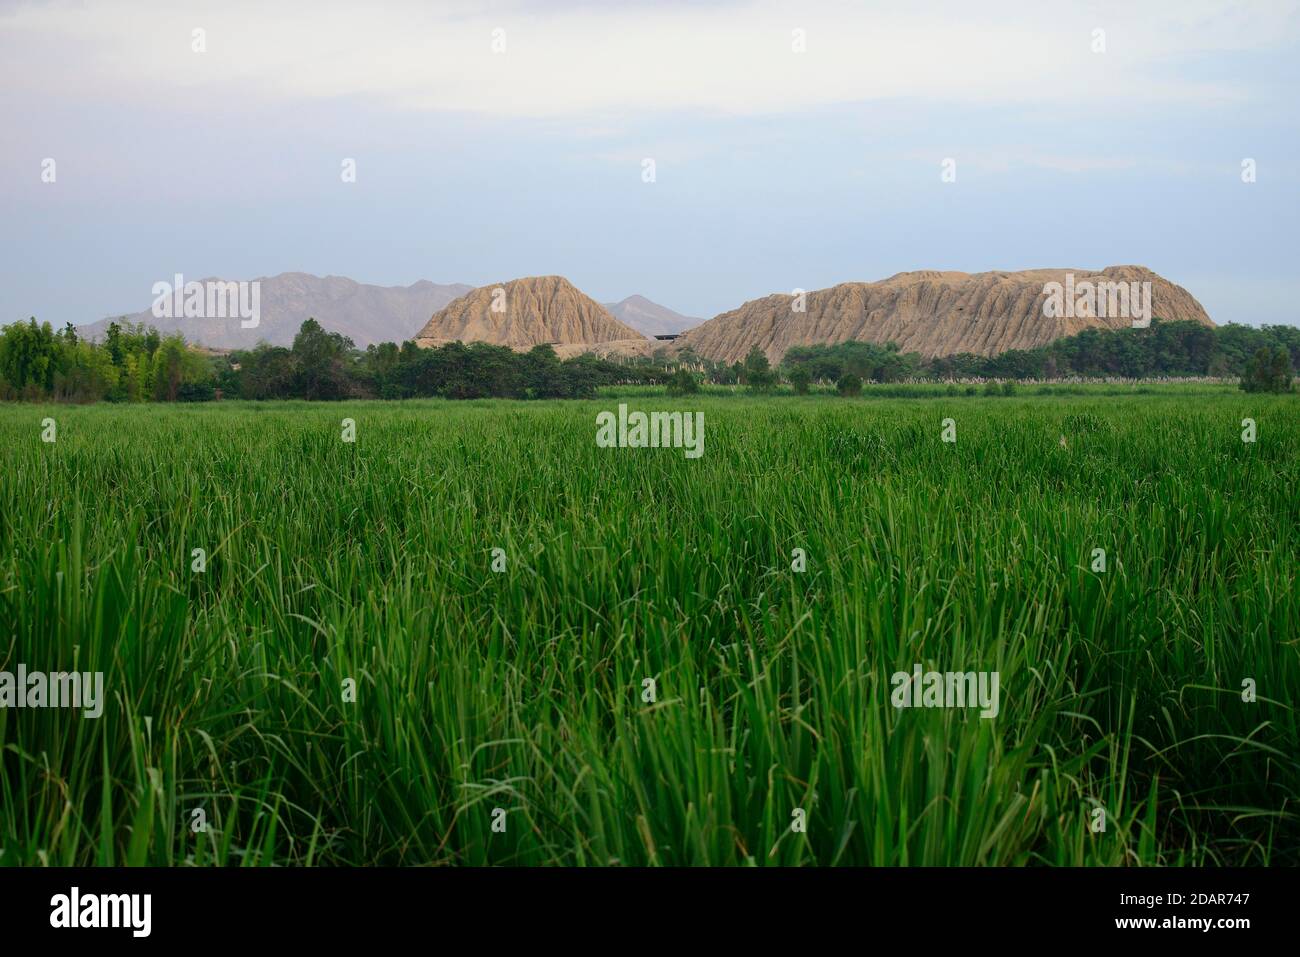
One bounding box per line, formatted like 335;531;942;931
416;276;646;349
79;272;473;349
603;295;701;338
75;267;1211;364
673;266;1215;365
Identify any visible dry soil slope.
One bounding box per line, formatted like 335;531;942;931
415;276;646;350
673;266;1213;365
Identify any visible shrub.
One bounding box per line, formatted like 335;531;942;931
177;381;216;402
836;373;863;397
666;368;700;396
1240;347;1294;393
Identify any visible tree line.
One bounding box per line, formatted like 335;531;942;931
680;321;1296;394
923;320;1300;383
1;316;1295;402
0;317;643;402
0;320;211;402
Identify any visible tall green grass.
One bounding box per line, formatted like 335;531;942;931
1;390;1296;865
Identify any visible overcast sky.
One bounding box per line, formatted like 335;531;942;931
2;0;1297;326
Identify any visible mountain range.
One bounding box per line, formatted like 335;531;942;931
79;272;698;349
80;273;473;350
77;266;1213;362
602;295;701;337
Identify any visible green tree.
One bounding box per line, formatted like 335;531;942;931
152;336;186;401
0;319;58;395
1240;346;1294;393
836;373;862;397
522;344;569;398
236;344;295;399
788;366;811;395
1272;347;1296;391
666;368;700;396
743;347;776;393
105;321;125;366
292;318;354;400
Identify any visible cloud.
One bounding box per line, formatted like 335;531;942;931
901;149;1141;175
3;0;1296;118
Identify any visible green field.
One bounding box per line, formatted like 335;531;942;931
2;387;1297;866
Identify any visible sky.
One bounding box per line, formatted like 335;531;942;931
2;0;1298;327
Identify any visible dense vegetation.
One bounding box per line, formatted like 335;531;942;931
933;320;1300;382
2;391;1295;865
0;318;634;403
0;319;212;402
1;316;1296;403
781;320;1299;387
1239;346;1297;394
231;320;628;401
